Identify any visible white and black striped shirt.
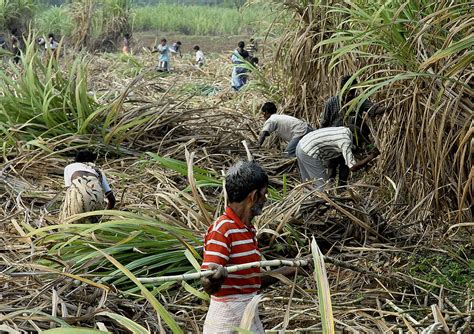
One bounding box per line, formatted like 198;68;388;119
298;127;357;168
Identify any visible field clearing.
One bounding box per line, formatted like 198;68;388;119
1;49;472;332
0;0;472;333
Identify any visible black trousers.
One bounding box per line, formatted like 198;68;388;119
327;155;350;187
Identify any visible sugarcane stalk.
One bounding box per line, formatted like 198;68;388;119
137;259;309;283
241;140;253;161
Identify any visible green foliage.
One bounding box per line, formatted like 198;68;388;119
0;39;106;151
0;0;37;33
275;0;472;218
3;1;273;44
132;4;273;35
29;210;199;292
96;244;184;333
42;311;153;333
236;58;281;101
147;153;222;189
35;5;73;37
103;52;146;77
407;253;472;291
146;153;285;201
176;82;220;96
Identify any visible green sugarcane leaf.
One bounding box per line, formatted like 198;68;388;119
311;237;334;334
96;311;150;334
181;281;209;301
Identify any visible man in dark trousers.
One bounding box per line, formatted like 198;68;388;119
321;75;385;187
296;125;380;190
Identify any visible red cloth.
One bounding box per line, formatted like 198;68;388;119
201;207;261;297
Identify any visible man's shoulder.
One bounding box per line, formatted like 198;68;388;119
312;126;350;136
272;114;298;122
207;214;236;234
64;162;82;170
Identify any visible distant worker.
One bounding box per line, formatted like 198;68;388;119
46;33;59;59
258;102;313;157
60;150;116;223
0;34;6;50
37;36;46;59
247;38;258;55
11;30;21;64
231;41;250;91
194;45;205;68
154;38;170;72
296;126;379;190
321;75;386;187
122;33;131;54
170;41;182;58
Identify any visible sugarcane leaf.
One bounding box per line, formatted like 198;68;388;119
181;281;209;301
96;311;150;334
311;237;334;334
92;246;183;334
42;328;106;334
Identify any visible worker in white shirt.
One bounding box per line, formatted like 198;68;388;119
194;45;205;68
257;102;313;157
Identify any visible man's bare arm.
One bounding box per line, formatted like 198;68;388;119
106;191;116;209
258;131;270;147
350;149;380;172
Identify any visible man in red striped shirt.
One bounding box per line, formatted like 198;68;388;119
201;160;299;333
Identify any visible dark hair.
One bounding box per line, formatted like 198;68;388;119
193;45;200;51
261;102;277;114
238;41;245;49
161;38;167;43
75;150;97;163
348;124;370;147
48;33;54;39
340;75;356;89
176;41;182;45
225;161;268;203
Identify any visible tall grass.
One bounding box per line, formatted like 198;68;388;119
0;0;36;33
273;0;472;221
28;210;199;292
132;4;273;35
34;5;73;37
33;2;274;39
0;39;105;149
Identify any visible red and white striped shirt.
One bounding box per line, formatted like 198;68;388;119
201;207;261;297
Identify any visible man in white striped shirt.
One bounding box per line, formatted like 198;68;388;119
296;126;379;190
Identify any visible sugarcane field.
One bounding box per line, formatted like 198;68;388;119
0;0;472;333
